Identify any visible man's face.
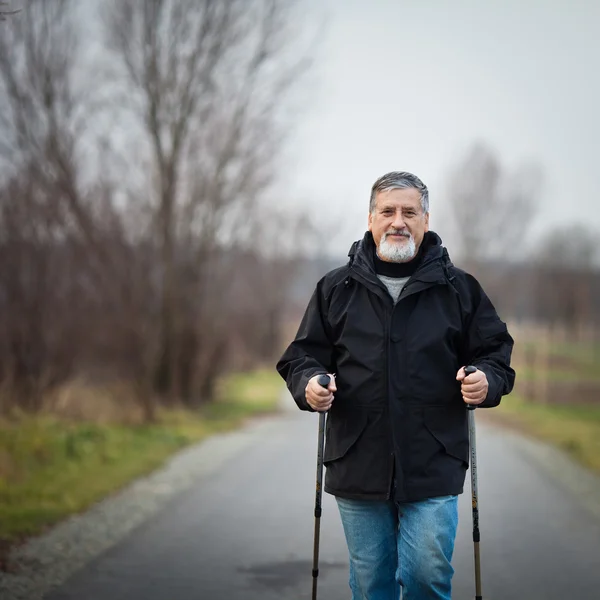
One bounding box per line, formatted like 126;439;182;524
368;188;430;263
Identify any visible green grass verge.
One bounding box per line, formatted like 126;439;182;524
548;340;600;363
490;394;600;475
0;369;281;545
516;366;600;383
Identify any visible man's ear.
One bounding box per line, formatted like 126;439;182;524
368;211;373;231
424;212;430;232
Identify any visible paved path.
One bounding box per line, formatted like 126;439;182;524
45;394;600;599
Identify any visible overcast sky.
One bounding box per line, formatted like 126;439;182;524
287;0;600;258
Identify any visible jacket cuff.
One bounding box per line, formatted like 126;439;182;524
294;369;328;412
474;363;501;408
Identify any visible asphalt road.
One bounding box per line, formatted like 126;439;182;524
45;394;600;600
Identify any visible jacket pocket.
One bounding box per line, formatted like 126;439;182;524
423;407;469;465
323;408;369;464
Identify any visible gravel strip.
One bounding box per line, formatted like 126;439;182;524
0;412;285;600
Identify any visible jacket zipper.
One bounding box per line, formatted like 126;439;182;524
351;260;446;501
385;300;397;501
386;275;441;502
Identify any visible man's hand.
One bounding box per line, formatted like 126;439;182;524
305;374;337;412
456;366;488;405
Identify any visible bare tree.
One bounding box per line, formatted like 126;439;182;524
536;223;598;269
0;0;158;419
532;224;599;338
0;1;20;21
0;0;84;409
0;0;314;418
446;142;543;269
103;0;309;404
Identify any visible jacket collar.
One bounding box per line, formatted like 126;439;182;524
349;231;451;282
347;231;455;303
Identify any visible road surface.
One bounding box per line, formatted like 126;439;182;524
46;394;600;600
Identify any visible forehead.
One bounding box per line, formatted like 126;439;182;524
375;187;421;209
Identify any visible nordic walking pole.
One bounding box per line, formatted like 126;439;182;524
312;374;331;600
464;365;482;600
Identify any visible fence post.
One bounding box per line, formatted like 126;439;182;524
535;327;551;404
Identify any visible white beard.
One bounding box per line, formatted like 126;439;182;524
378;232;416;262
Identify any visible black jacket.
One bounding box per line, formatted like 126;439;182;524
276;231;515;502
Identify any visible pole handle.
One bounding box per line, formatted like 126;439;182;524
317;374;331;388
464;365;477;411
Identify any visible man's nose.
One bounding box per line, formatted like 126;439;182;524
392;211;405;229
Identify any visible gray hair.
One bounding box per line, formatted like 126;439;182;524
369;171;429;215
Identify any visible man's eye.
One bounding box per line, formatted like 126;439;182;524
404;212;416;218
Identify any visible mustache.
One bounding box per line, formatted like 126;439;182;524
384;228;411;239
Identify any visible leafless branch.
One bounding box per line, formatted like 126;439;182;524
446;141;543;266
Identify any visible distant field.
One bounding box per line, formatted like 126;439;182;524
490;394;600;474
489;324;600;475
511;324;600;401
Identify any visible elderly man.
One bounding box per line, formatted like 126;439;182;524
276;172;515;600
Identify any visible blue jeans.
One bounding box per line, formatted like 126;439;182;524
336;495;458;600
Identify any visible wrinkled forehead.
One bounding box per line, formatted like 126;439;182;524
374;187;422;210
